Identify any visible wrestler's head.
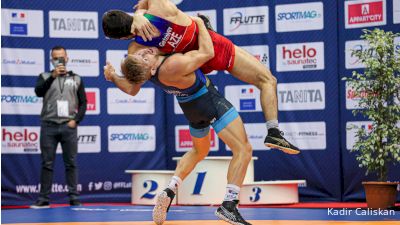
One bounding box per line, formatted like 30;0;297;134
121;48;159;84
102;10;134;39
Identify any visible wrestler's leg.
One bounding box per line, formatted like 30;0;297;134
153;128;211;225
217;116;252;186
173;131;211;180
230;45;278;122
214;116;253;225
230;46;300;154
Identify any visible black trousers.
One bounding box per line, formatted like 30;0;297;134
38;121;79;201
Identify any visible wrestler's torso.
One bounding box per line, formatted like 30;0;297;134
134;13;199;54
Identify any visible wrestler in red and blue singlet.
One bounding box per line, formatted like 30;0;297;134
135;14;235;74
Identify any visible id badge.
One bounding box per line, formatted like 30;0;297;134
57;100;69;117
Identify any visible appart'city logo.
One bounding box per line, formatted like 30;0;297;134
175;126;218;152
85;88;100;115
345;0;386;29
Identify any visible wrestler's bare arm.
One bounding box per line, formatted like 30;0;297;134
162;18;213;78
104;61;142;96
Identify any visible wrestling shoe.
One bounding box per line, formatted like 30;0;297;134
30;200;50;209
152;188;175;225
197;13;215;32
264;128;300;154
215;200;252;225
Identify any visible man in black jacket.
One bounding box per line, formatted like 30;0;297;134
31;46;87;208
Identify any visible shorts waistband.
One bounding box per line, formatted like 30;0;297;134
176;78;211;103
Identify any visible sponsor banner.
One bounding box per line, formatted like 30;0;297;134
242;45;270;68
185;9;217;32
1;87;42;115
2;48;44;76
106;50;126;72
76;126;101;153
275;2;324;32
175;125;219;152
85;88;100;115
276;42;324;72
345;81;369;110
277;82;325;111
50;50;99;77
224;85;261;112
1;9;44;37
346;121;373;150
226;123;270;151
394;0;400;24
108;125;156;152
225;45;268;76
280;122;326;150
223;6;269;35
345;0;386;29
2;127;41;154
345;40;370;69
49;11;98;38
107;88;155;114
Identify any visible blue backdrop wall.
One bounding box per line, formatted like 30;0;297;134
1;0;399;205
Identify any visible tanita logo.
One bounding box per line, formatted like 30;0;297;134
278;89;323;103
51;18;96;31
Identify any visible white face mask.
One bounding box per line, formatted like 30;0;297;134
51;58;66;67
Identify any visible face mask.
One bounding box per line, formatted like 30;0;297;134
51;57;66;67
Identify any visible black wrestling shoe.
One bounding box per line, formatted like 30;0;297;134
197;13;215;32
152;188;175;225
264;128;300;154
215;200;252;225
30;200;50;209
70;199;82;206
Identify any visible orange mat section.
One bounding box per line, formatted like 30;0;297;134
7;221;400;225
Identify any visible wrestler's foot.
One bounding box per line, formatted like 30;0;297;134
215;200;252;225
152;188;175;225
264;128;300;154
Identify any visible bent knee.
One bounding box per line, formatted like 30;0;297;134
256;70;277;88
192;148;209;162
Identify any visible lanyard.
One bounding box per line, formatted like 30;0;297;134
58;76;66;94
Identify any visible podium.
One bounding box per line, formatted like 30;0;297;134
126;156;305;205
125;170;176;205
240;180;306;205
173;156;257;205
